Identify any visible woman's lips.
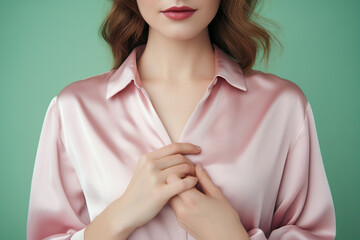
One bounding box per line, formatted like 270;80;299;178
161;6;197;20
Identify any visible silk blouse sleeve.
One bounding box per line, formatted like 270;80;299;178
249;102;336;240
27;96;89;240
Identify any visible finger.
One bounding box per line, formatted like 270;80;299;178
168;174;203;199
160;163;196;182
157;154;194;170
167;174;180;184
149;143;201;160
162;175;198;200
196;164;223;199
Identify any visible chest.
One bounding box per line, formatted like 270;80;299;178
66;80;293;226
141;80;211;143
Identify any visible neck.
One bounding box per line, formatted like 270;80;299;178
137;27;215;85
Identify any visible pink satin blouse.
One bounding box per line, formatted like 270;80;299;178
27;44;336;240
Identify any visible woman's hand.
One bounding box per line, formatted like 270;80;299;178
167;164;250;240
85;143;201;240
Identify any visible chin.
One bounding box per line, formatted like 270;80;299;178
159;27;205;41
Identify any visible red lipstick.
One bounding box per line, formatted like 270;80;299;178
161;6;197;20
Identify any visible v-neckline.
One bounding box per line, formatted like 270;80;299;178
139;77;218;145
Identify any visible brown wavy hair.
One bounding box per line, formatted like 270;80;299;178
100;0;279;73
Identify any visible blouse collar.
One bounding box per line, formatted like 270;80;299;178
106;44;247;100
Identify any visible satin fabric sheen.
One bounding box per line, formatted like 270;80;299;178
27;44;336;240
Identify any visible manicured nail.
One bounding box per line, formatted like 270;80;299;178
195;145;201;151
197;164;204;172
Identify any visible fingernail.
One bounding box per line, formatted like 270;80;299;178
197;164;204;172
195;145;201;151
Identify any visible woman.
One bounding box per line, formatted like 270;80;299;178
27;0;336;239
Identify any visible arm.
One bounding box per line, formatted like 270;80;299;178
27;97;89;240
249;103;336;240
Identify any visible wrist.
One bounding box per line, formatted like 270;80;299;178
84;213;120;240
103;202;137;240
84;203;136;240
112;218;137;240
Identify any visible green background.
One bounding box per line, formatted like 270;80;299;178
0;0;359;239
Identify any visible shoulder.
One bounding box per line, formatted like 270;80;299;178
244;69;309;110
55;69;116;106
243;70;311;140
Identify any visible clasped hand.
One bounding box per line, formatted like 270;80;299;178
167;164;250;240
85;143;249;240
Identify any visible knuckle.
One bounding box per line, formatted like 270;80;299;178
184;163;194;172
178;163;193;174
145;159;156;171
149;173;159;185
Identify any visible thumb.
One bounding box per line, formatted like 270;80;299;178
167;174;181;184
195;164;223;199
